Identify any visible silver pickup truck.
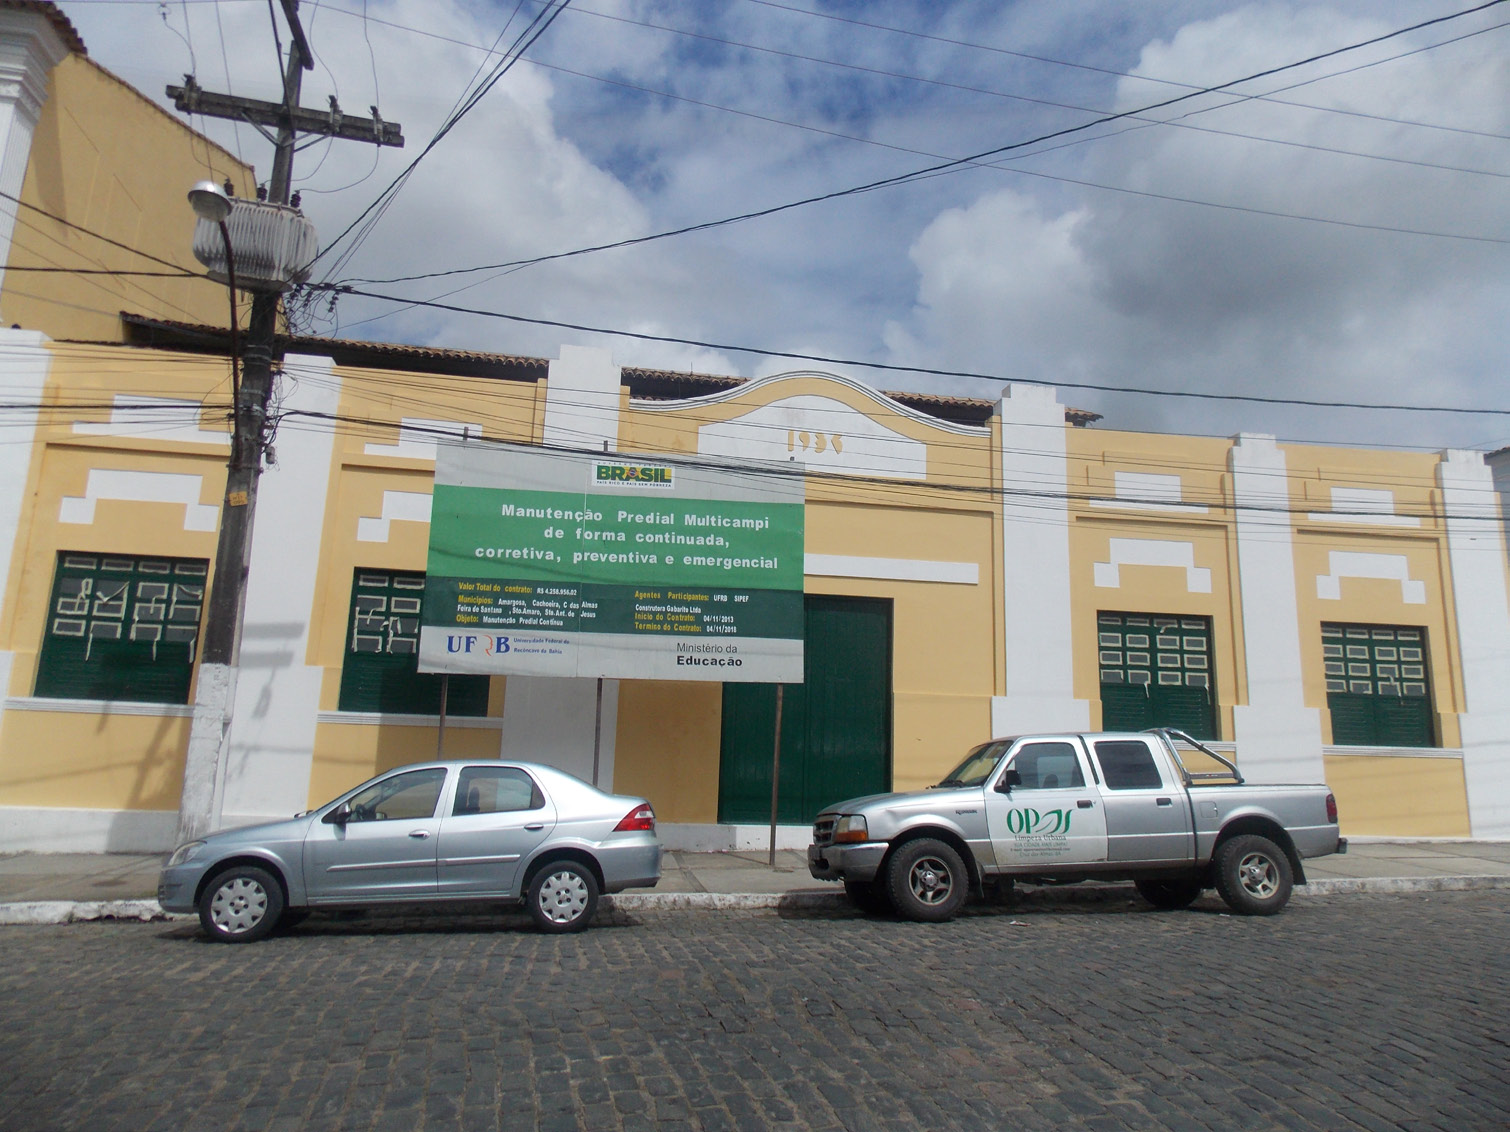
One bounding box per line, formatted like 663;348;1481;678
807;729;1346;921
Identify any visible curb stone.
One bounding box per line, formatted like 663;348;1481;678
1;874;1505;926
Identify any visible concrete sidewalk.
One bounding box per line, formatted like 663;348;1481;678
1;839;1508;924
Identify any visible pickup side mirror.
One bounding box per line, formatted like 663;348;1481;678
323;802;352;826
995;768;1022;794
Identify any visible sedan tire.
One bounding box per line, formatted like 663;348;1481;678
886;838;968;923
527;860;600;933
198;865;284;943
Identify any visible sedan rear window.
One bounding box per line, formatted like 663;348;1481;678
454;766;544;815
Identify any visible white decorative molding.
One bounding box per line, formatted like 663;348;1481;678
804;553;978;585
696;393;929;481
993;383;1090;734
1090;471;1208;514
4;696;194;717
0;330;50;644
1316;551;1425;604
58;469;218;531
363;417;481;460
220;354;342;823
72;396;229;446
1437;448;1510;838
1093;538;1211;593
357;489;433;542
0;805;177;854
317;711;505;729
0;9;70;293
1308;486;1419;527
1322;745;1465;761
632;369;986;437
1229;434;1326;785
544;344;620;450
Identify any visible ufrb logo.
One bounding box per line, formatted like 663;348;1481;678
447;634;510;656
595;462;673;488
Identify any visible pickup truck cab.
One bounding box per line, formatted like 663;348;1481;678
807;729;1345;921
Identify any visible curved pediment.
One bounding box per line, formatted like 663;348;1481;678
630;370;986;481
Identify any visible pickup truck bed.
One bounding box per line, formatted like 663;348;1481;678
808;729;1345;921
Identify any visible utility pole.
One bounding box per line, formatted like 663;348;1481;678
171;0;403;843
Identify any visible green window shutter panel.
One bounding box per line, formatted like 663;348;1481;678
34;553;206;704
337;570;488;716
1097;612;1216;739
1322;622;1434;747
1100;684;1154;732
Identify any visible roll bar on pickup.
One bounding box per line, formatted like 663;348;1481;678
1144;728;1245;786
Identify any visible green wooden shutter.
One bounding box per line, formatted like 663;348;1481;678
1097;612;1216;739
337;570;488;715
34;553;206;704
1322;624;1433;747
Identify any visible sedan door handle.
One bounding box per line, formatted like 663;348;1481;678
524;823;545;831
408;830;431;839
1077;800;1094;809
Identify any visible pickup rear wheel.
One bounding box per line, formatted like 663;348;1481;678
1214;834;1293;915
1135;875;1203;910
887;839;968;923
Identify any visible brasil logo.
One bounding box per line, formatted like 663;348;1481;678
595;461;673;488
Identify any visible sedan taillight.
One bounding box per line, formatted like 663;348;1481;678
614;805;655;832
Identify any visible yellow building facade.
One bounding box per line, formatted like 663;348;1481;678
0;3;253;344
1;334;1506;852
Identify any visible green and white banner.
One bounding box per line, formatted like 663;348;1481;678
419;444;805;681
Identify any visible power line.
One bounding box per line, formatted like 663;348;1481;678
311;0;573;278
316;284;1510;418
328;0;1510;287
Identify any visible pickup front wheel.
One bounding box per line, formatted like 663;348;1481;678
1214;834;1293;915
887;839;968;922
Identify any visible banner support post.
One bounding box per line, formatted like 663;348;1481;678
768;683;785;867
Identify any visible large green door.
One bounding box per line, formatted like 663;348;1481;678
718;596;891;824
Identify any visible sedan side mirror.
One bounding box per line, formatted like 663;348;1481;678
324;802;352;826
995;769;1022;794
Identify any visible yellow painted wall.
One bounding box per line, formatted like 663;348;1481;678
0;709;190;810
1065;429;1240;735
613;681;723;822
2;55;256;341
1323;754;1470;837
307;722;506;808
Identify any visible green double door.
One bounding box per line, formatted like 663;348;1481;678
717;596;892;825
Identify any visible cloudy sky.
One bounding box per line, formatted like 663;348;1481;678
57;0;1509;449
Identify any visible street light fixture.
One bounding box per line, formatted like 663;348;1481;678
188;181;241;433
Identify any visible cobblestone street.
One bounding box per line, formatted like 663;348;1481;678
1;891;1506;1131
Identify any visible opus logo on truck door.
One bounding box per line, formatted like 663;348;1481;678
1004;807;1072;835
446;635;511;655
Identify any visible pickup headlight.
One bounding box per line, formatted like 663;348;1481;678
832;815;869;843
166;840;207;868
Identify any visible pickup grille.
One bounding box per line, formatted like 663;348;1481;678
812;818;835;847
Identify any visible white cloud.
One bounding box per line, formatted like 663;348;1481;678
56;0;1509;447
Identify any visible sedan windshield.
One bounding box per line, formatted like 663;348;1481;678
936;740;1013;788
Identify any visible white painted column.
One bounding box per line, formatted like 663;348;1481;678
0;11;68;294
1229;434;1325;784
1438;449;1510;838
0;330;51;698
991;383;1090;735
219;355;342;823
500;345;622;787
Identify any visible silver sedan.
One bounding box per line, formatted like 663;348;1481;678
159;761;661;941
